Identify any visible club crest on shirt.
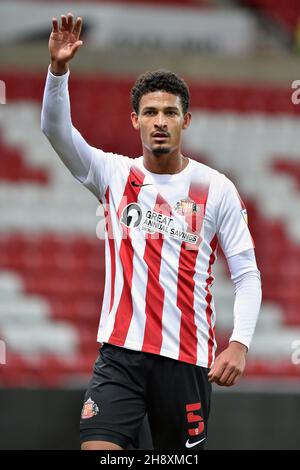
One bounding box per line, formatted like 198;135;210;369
174;197;199;216
81;397;99;420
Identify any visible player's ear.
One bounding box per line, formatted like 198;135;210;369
182;112;192;130
131;112;140;130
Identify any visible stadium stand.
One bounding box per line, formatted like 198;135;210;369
241;0;300;34
0;69;300;387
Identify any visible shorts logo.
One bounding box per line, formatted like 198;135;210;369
186;436;206;448
81;397;99;420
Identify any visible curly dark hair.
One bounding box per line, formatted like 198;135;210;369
131;70;190;115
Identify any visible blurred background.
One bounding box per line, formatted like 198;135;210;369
0;0;300;450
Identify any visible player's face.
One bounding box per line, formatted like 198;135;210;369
131;91;191;156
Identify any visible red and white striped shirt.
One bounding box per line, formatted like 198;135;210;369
83;151;254;368
41;69;259;367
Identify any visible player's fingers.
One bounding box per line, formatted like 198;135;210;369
216;369;240;387
225;370;241;387
61;15;68;31
217;365;236;385
70;40;83;57
207;361;220;379
208;369;217;382
73;17;82;40
66;12;74;33
52;18;59;33
208;363;226;383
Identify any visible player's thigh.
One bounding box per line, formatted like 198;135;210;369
81;440;123;450
80;344;146;449
147;358;211;450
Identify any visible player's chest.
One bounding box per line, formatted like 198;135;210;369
111;169;214;243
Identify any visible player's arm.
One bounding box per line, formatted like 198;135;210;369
41;14;94;185
209;176;262;387
208;249;261;387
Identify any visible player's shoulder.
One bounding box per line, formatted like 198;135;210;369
92;147;134;170
190;159;227;186
190;160;240;207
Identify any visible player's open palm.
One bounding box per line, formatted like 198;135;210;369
49;13;83;65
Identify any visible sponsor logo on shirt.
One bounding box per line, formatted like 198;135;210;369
142;210;198;244
120;203;143;228
120;202;199;244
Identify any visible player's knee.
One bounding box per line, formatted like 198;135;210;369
81;440;124;450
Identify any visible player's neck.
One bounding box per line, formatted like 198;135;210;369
143;150;188;175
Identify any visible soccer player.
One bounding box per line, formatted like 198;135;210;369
41;14;262;450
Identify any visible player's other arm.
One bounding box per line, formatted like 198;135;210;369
208;249;262;387
208;177;262;387
41;14;94;184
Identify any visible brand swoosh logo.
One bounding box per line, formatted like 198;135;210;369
131;181;152;187
185;437;206;448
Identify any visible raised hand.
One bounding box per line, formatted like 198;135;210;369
49;13;83;75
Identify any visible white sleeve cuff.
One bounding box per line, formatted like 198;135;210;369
47;65;70;83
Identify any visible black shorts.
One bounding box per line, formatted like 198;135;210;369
80;343;212;450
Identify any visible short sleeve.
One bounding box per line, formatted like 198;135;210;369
216;177;254;258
